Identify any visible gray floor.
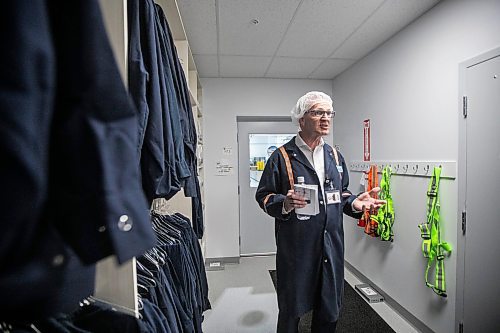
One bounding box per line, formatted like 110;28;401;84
202;255;420;333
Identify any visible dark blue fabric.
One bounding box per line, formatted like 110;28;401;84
153;5;191;188
154;8;204;238
45;0;156;265
137;213;210;333
127;0;150;153
137;257;182;333
129;1;204;237
5;301;151;333
141;299;170;333
256;137;362;322
70;301;148;333
128;0;172;203
1;0;156;321
166;243;199;331
171;214;211;311
162;249;196;333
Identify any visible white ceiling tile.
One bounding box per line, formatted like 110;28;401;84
219;0;301;56
176;0;442;78
219;56;272;77
177;0;218;55
193;55;219;77
265;57;324;78
276;0;385;58
308;58;356;79
333;0;441;59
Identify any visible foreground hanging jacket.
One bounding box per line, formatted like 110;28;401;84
154;5;204;238
418;167;452;297
129;1;204;237
128;0;177;203
0;0;156;321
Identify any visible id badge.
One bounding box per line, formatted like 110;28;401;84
326;190;341;205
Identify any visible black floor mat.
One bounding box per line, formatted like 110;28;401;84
269;270;395;333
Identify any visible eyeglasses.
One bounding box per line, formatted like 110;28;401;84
306;110;336;118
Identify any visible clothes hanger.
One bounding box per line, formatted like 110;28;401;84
136;259;156;281
136;271;157;289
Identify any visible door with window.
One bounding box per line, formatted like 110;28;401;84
237;117;297;256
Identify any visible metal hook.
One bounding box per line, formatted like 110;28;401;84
402;164;408;173
423;164;430;173
412;164;419;173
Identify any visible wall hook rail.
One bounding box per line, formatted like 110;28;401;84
349;160;456;179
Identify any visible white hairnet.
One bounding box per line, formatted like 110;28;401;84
290;91;333;124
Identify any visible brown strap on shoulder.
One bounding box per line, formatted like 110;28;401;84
332;147;340;166
278;146;294;189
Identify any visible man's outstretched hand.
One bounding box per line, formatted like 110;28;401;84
353;187;386;212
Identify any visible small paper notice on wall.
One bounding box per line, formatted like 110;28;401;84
223;146;233;155
215;159;234;176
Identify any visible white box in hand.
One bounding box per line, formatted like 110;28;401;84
294;183;319;216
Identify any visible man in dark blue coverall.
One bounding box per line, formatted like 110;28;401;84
256;91;385;333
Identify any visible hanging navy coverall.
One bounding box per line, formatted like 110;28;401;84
255;137;362;332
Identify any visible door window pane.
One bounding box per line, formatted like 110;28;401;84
249;133;295;187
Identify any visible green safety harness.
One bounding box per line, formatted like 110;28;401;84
373;166;395;241
418;167;452;297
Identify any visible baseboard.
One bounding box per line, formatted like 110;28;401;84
240;252;276;257
345;261;434;333
205;256;240;270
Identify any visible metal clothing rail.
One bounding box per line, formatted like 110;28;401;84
349;161;456;179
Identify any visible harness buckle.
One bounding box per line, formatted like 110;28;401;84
418;223;431;239
426;190;437;197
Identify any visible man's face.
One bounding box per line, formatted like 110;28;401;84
299;102;333;137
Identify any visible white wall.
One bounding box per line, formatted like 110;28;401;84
201;78;332;259
332;0;500;332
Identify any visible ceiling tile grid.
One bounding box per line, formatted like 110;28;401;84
308;58;357;79
275;0;385;58
176;0;442;79
332;0;441;59
193;55;219;77
219;55;272;77
265;57;324;78
218;0;302;56
176;0;218;55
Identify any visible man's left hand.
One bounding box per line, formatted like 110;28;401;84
353;187;386;212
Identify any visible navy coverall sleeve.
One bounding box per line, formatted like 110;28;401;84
255;153;291;221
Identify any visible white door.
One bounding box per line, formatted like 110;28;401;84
462;53;500;331
237;118;297;256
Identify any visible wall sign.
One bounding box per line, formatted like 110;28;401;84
215;159;234;176
363;119;371;161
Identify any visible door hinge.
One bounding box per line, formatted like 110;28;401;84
462;96;468;118
461;211;466;235
459;321;463;333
